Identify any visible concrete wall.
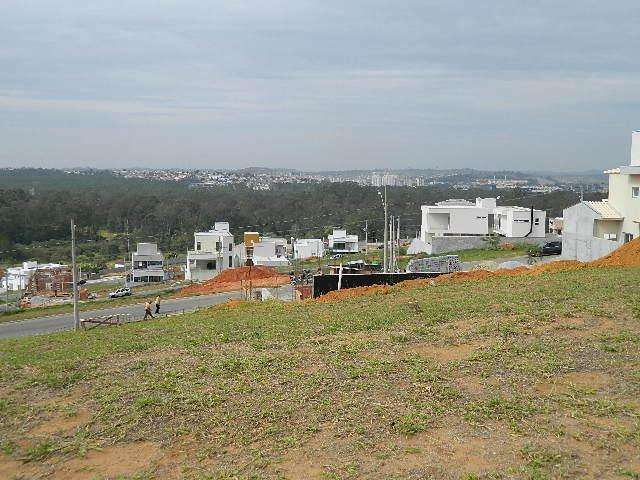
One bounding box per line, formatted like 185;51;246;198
562;203;621;262
428;234;552;255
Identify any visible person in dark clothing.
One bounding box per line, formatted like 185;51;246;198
154;296;161;314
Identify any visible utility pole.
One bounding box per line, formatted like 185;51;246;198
364;220;368;253
383;184;388;273
397;216;401;271
389;215;394;273
4;268;8;312
71;219;80;331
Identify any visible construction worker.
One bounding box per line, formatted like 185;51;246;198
154;295;161;315
144;301;154;320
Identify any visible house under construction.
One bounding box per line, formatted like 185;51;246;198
25;264;73;297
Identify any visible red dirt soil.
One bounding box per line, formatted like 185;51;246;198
591;237;640;267
181;266;290;295
318;238;640;301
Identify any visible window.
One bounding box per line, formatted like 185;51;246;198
229;243;233;252
633;187;640;198
196;241;201;251
206;261;216;270
228;256;233;268
534;218;540;226
216;241;222;252
624;233;634;243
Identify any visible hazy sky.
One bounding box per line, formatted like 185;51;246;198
1;1;639;171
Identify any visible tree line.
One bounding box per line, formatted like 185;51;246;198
0;169;602;266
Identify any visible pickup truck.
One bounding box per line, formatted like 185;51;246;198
109;287;132;298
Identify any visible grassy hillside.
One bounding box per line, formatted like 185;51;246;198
1;267;639;479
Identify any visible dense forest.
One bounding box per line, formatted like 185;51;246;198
0;169;603;267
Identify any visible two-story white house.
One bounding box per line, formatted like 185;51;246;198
185;222;236;281
419;198;546;254
563;131;640;261
493;205;546;238
1;261;38;291
328;229;359;253
293;239;325;260
131;243;165;283
420;199;492;243
250;238;291;267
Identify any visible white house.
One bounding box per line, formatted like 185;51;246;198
0;261;38;291
251;238;290;267
420;199;492;242
419;197;546;254
131;243;165;283
186;222;236;281
563;131;640;261
328;229;359;253
294;239;325;260
493;206;546;238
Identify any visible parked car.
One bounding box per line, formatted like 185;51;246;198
531;241;562;256
109;287;132;298
330;253;342;259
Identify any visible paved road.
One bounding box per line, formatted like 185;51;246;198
0;284;295;340
0;292;242;339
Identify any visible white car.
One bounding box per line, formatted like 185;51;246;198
109;287;132;298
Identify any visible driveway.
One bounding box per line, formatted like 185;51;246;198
461;254;565;271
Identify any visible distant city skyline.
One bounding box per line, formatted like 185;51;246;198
1;1;639;171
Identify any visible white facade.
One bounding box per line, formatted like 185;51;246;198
131;243;165;283
1;261;38;291
294;239;325;260
328;229;359;253
493;206;546;238
420;197;546;253
563;131;640;261
251;238;290;267
186;222;236;282
420;201;490;242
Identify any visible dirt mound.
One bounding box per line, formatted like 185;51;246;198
321;239;640;302
213;266;282;283
318;284;389;302
182;266;290;295
590;237;640;267
530;260;583;274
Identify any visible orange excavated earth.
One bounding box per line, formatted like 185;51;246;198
181;266;291;295
318;238;640;300
591;237;640;267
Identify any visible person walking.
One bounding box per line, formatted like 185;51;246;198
154;295;161;315
144;300;154;320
